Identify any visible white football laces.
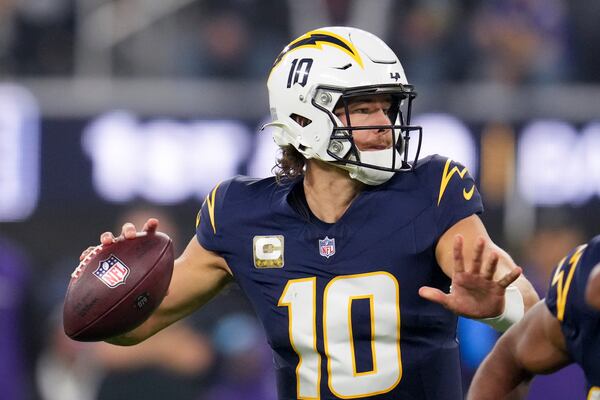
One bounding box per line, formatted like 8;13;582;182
71;244;103;279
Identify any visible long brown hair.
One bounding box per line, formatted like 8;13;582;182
273;145;306;183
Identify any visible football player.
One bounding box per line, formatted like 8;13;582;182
83;27;539;399
468;235;600;400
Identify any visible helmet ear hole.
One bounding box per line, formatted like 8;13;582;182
290;114;312;127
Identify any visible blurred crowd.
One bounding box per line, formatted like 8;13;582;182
0;0;599;84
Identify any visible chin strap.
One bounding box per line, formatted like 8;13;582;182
347;167;394;186
342;147;401;185
476;285;525;332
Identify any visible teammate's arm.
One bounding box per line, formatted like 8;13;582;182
586;263;600;310
466;301;571;399
87;218;232;346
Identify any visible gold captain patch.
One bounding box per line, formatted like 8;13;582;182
253;235;285;268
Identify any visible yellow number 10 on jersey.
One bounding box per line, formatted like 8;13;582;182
278;271;402;399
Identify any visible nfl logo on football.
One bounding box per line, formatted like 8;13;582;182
93;254;130;288
319;237;336;258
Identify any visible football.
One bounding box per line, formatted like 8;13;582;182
63;231;174;342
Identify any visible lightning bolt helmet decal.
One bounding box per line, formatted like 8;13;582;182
271;29;364;73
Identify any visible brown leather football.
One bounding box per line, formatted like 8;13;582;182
63;231;174;342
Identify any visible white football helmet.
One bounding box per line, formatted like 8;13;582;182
265;26;422;185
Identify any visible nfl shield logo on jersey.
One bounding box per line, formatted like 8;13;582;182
93;254;130;288
319;236;336;258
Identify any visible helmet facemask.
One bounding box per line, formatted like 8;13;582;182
312;84;423;185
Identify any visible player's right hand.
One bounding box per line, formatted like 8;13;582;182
79;218;159;261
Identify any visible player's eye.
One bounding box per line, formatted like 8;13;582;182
349;104;371;114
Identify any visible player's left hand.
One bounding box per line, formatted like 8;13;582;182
419;235;522;319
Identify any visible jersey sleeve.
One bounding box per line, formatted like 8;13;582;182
430;155;484;236
546;237;600;323
195;179;235;254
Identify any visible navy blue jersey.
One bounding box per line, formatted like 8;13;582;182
546;235;600;398
196;155;482;399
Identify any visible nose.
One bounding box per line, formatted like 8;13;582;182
373;108;392;132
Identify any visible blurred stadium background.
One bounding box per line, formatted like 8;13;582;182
1;0;598;399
